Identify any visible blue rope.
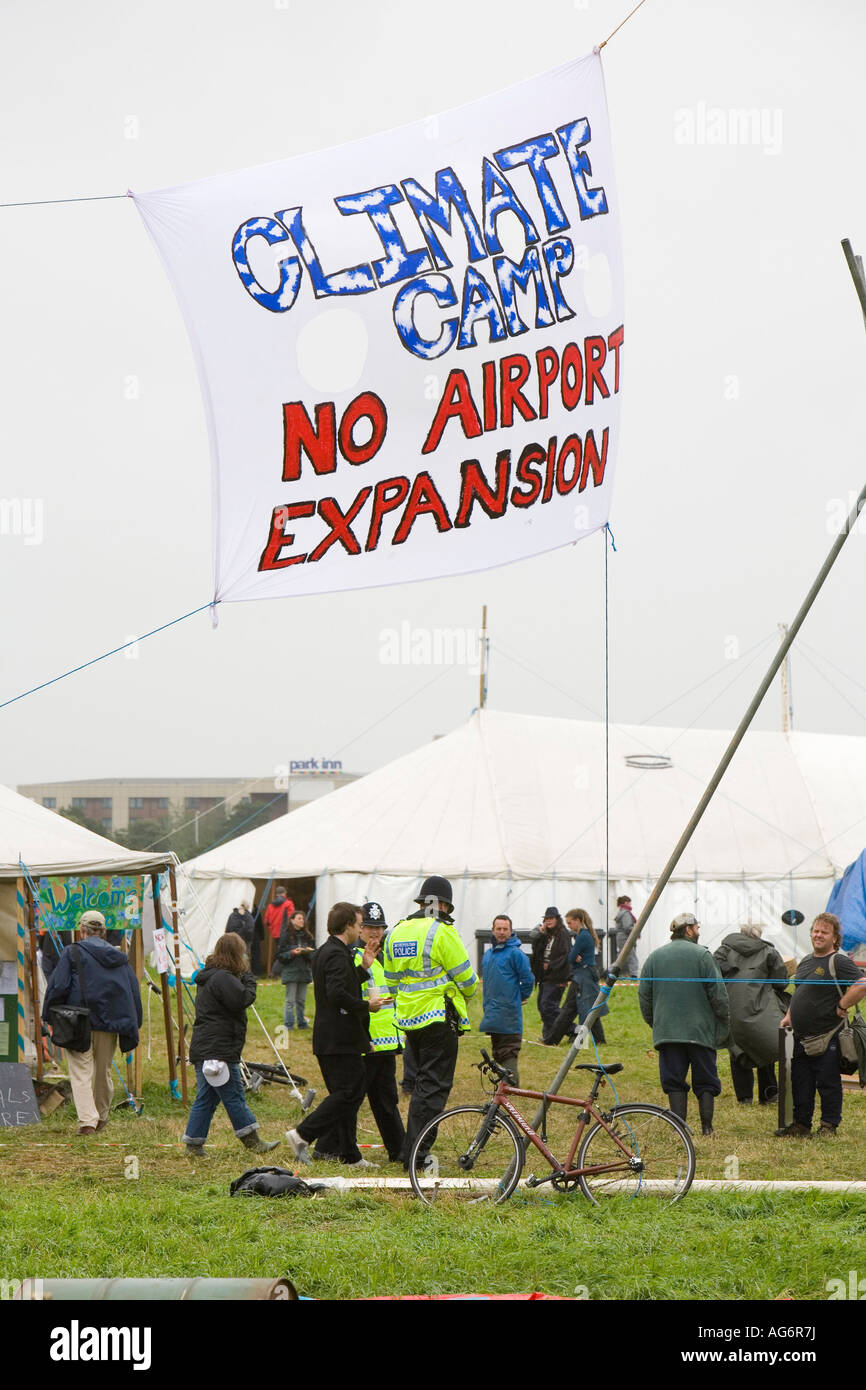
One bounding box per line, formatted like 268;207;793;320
0;602;215;711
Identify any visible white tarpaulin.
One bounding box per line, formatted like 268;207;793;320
178;712;866;967
133;51;623;604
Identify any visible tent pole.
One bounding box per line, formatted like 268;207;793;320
533;240;866;1122
25;883;43;1082
132;916;143;1101
151;873;178;1096
168;865;189;1104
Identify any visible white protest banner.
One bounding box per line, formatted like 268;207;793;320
133;51;623;604
152;927;170;977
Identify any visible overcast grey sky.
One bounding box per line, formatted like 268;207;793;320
1;0;865;793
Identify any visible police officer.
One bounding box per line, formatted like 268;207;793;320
383;876;477;1171
312;901;406;1164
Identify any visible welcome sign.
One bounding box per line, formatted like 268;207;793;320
37;876;142;935
134;51;623;603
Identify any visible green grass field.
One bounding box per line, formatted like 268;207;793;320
2;982;864;1299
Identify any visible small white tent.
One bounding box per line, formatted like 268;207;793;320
0;784;170;1068
178;711;866;970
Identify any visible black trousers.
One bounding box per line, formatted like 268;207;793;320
403;1022;459;1169
296;1054;367;1163
489;1032;522;1085
729;1052;777;1103
316;1051;406;1162
791;1036;843;1129
657;1043;721;1099
543;982;607;1046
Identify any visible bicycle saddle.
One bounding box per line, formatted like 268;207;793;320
574;1063;623;1075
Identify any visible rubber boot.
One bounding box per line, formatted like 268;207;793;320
698;1093;715;1137
184;1140;209;1157
240;1130;280;1153
667;1090;688;1124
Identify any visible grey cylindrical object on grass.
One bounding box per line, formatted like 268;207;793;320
14;1277;297;1301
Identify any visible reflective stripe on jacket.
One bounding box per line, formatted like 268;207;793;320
354;945;403;1053
382;916;477;1032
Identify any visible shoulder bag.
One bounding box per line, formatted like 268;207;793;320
49;945;92;1052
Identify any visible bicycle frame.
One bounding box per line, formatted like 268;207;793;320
488;1079;638;1180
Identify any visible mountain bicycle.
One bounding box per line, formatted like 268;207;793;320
408;1049;696;1206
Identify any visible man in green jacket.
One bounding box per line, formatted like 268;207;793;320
638;913;730;1136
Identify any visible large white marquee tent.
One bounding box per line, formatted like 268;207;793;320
177;710;866;972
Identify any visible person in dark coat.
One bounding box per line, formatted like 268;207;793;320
531;907;571;1034
43;910;142;1136
276;908;315;1028
543;909;608;1047
713;923;789;1104
480;914;534;1085
639;913;730;1136
39;928;72;984
285;902;383;1167
226;902;255;953
183;932;279;1156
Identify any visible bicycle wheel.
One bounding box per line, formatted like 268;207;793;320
576;1103;695;1205
408;1105;525;1206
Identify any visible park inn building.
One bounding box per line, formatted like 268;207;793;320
18;772;357;837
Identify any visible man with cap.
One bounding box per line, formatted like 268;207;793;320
638;913;730;1136
312;902;406;1164
383;876;478;1170
43;910;142;1136
530;907;572;1035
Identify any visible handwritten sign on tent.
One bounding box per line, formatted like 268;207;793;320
134;51;623;603
0;1063;40;1126
37;876;142;935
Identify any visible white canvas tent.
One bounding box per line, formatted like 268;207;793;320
178;711;866;972
0;783;170;1069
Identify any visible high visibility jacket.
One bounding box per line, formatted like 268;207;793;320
382;915;477;1032
353;945;403;1053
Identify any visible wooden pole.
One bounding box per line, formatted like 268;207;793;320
132;919;143;1101
151;873;178;1097
25;884;43;1082
168;865;188;1105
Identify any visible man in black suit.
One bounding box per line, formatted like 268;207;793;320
285;902;383;1167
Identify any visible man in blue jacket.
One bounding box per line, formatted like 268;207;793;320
480;915;534;1086
43;910;142;1136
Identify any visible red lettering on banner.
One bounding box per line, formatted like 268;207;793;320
282;402;337;482
561;342;583;409
455;452;511;528
307;490;373;562
422;370;483;455
499;354;536;428
585;336;610;404
542;436;557;503
579;427;609;490
510;443;545;507
338;391;388;465
366;475;410;551
482;359;497;431
607;324;624;393
536;347;559;420
392;472;452;545
258;501;316;570
556;435;582;494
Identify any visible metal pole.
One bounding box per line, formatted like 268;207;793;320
479;605;488;709
533;475;866;1122
168;865;188;1104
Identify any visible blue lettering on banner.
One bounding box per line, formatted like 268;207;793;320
392;942;419;958
230;117;610;363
